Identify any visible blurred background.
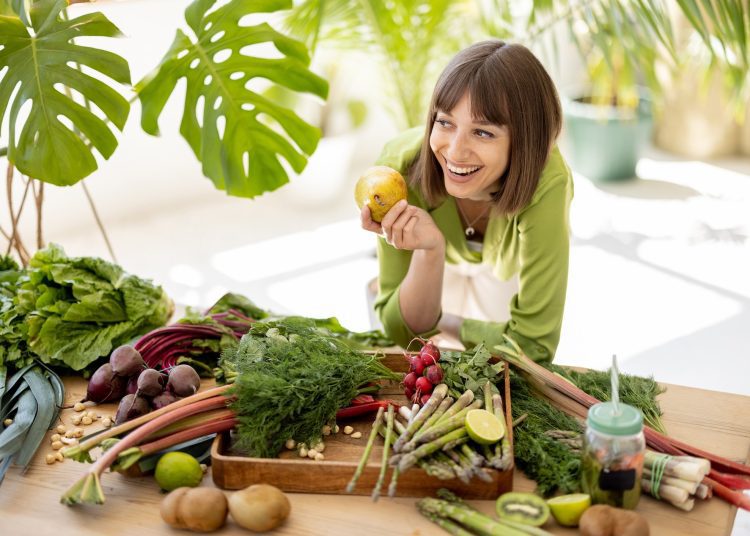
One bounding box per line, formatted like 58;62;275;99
2;0;749;401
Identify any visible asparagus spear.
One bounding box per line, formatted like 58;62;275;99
417;506;476;536
442;435;470;452
492;393;513;471
413;401;482;446
435;390;474;425
393;384;448;452
372;405;394;501
417;498;531;536
436;491;553;535
410;396;454;444
439;451;470;483
399;427;468;472
346;406;384;493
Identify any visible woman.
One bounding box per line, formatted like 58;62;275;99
360;40;573;363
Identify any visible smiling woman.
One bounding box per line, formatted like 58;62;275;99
359;40;574;363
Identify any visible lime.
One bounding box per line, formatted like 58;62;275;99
154;452;204;491
465;409;504;445
547;493;591;527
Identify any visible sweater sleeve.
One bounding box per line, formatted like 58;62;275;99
371;127;439;347
460;172;572;362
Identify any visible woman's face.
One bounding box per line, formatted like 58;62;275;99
429;92;510;200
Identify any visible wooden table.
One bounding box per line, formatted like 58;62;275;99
2;378;749;536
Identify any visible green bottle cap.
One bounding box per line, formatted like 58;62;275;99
587;402;643;436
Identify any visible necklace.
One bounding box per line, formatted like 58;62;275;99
456;201;491;238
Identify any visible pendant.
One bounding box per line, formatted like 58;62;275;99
465;226;475;238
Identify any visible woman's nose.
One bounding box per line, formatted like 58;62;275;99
447;132;471;161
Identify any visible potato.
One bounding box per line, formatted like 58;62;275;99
161;487;228;532
228;484;291;532
579;505;649;536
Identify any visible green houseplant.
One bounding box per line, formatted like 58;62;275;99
0;0;328;263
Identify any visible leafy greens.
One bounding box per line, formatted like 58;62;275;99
0;244;172;371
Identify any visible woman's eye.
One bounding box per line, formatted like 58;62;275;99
476;129;494;139
435;119;451;128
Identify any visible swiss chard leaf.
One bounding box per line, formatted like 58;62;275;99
0;0;131;186
136;0;329;198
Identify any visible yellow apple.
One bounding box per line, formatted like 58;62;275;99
354;166;408;222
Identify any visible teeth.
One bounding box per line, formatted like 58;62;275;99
447;163;480;175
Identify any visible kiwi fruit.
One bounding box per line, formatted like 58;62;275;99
496;492;551;527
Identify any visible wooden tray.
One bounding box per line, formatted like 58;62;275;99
211;352;514;498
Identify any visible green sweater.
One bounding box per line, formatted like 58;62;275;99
373;127;574;362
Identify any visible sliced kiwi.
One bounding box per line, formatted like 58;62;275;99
496;492;551;527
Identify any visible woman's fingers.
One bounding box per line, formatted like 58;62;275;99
380;200;408;244
389;205;419;249
360;205;382;234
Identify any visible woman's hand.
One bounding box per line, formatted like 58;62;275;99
360;200;444;251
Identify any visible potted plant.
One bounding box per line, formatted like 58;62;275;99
0;0;328;262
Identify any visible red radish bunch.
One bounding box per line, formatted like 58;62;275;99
402;339;443;405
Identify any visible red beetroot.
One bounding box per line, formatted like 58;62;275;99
419;342;440;366
137;368;166;397
151;391;180;410
109;345;146;377
420;394;432;405
86;363;126;403
415;376;433;395
403;372;418;392
404;387;415;400
166;364;201;397
423;364;444;385
125;375;139;396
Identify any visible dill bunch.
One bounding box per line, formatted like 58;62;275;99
510;372;584;496
549;364;666;433
221;320;399;459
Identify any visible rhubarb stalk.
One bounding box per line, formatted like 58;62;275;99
61;395;230;505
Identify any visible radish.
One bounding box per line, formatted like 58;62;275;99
415;376;433;395
420;394;432;406
408;354;425;376
404;387;415;400
419;341;440;366
423;364;444;385
403;372;418;391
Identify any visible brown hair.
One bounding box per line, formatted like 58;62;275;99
410;40;562;214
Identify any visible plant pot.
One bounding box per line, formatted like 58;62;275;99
562;97;652;182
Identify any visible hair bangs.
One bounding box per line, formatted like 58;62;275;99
468;64;509;127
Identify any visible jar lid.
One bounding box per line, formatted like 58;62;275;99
587;402;643;436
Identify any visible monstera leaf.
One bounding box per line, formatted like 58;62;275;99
0;0;131;185
136;0;329;198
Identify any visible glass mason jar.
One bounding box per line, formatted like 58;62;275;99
581;401;645;509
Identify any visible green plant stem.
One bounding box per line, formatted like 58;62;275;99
346;406;384;494
492;393;513;471
372;404;394;501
